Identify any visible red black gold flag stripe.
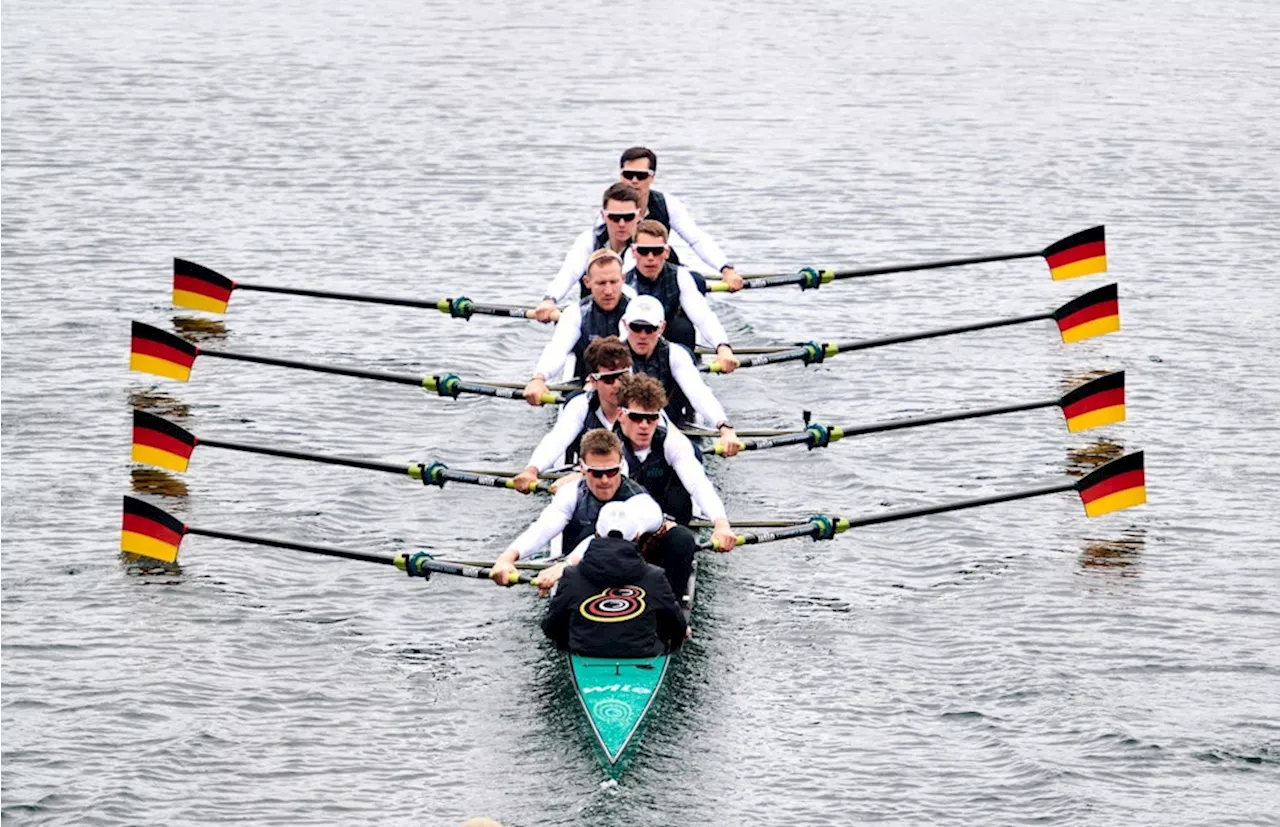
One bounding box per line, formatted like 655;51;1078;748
121;495;187;563
1058;371;1125;433
133;410;197;473
174;258;235;314
130;322;198;381
1053;283;1119;343
1042;225;1107;281
1075;451;1146;518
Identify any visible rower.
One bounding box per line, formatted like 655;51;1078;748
612;373;737;552
488;429;695;602
534;182;641;322
523;248;633;402
629;218;739;372
621;295;741;456
512;336;631;494
540;499;687;659
613;146;743;291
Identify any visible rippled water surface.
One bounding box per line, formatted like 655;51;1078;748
4;1;1280;824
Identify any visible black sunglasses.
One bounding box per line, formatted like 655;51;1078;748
622;409;662;423
635;245;667;257
628;322;659;334
582;463;622;479
590;369;629;385
621;169;653;181
605;211;638;223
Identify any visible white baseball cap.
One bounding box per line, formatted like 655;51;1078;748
621;295;665;327
627;495;664;536
596;501;642;541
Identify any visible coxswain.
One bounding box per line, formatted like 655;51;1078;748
512;336;632;494
628;218;738;372
620;295;741;456
488;429;697;601
540;499;688;659
534;183;641;322
611;146;743;291
523;248;633;401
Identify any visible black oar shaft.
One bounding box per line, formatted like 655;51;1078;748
185;526;394;566
830;311;1054;354
198;437;411;476
830;249;1038;280
845;482;1076;530
238;282;440;310
204;348;425;386
840;398;1055;438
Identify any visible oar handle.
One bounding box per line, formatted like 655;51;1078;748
395;553;537;584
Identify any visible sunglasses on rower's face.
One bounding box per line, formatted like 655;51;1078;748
590;369;630;385
620;169;653;182
628;322;659;335
635;245;667;258
581;463;622;479
621;408;662;423
604;211;638;223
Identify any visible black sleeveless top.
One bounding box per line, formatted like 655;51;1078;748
562;476;647;554
619;428;694;526
563;390;605;466
573;295;629;381
630;338;695;427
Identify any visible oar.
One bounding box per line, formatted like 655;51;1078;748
706;226;1106;293
173;258;561;322
694;450;1146;546
131;410;554;493
121;495;535;584
712;371;1125;455
703;283;1120;373
129;321;564;404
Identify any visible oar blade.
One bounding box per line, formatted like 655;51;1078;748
1075;451;1146;517
132;410;197;473
121;496;186;563
1043;226;1107;280
173;259;235;314
1053;283;1119;343
1058;371;1126;433
130;322;198;381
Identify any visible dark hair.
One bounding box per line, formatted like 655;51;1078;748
580;428;623;459
635;219;669;242
617;373;667;411
620;147;657;171
584;336;632;373
602;182;641;208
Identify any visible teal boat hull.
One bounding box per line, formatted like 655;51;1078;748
567;652;670;768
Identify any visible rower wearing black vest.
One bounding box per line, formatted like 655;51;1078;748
524;249;635;405
613;146;743;292
535;183;641;322
621;295;742;457
489;430;697;601
613;374;737;556
629;219;739;373
512;337;633;494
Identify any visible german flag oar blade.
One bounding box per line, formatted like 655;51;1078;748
1075;451;1146;518
174;259;235;313
130;322;198;381
1053;283;1119;343
1043;225;1107;281
132;410;197;472
121;496;187;563
1058;371;1125;433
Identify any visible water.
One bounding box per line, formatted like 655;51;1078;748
4;0;1279;824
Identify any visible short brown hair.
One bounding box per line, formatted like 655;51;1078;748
635;219;668;242
617;373;667;411
584;336;632;373
620;147;657;171
579;428;622;460
602;182;640;208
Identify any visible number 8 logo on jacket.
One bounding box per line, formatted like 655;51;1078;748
579;586;647;623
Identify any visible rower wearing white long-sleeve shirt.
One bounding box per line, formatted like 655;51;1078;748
523;250;635;403
620;296;741;456
612;146;744;292
534;183;641;322
628;219;739;373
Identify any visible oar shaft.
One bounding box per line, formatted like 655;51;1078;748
845;481;1076;530
829;250;1039;280
839;397;1055;438
199;437;412;476
204;348;425;386
238;282;541;319
830;311;1054;355
185;526;395;566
